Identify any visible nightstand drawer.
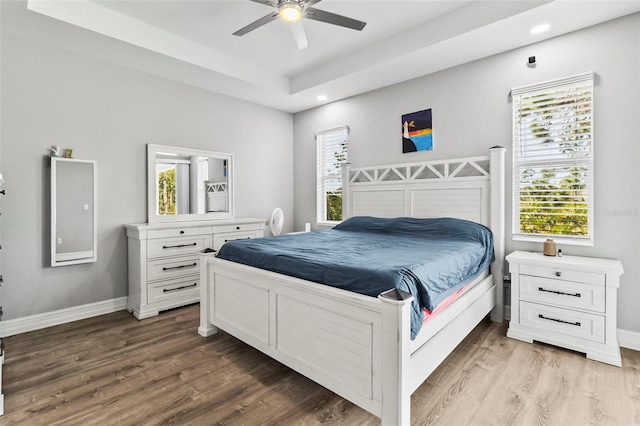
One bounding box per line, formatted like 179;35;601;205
147;235;209;259
147;276;199;304
520;264;604;286
520;275;605;313
147;256;200;281
519;301;605;343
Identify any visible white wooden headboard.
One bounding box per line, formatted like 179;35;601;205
342;147;506;321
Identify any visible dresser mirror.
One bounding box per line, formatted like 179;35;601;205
147;144;234;223
51;157;97;267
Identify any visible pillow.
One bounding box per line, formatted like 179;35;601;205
334;216;493;244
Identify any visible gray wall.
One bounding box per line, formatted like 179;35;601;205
293;14;640;333
1;33;294;320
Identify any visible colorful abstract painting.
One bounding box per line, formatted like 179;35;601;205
402;109;433;153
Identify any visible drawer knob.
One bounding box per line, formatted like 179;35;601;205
180;230;185;234
555;271;562;277
236;226;240;230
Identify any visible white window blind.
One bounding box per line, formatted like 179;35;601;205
316;125;348;224
512;72;594;245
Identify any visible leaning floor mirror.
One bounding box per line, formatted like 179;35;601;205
51;157;97;267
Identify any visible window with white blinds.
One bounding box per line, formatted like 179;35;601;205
512;72;594;245
316;125;348;224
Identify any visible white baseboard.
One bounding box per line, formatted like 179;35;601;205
0;297;128;338
618;329;640;351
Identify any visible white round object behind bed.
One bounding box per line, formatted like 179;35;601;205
267;207;284;236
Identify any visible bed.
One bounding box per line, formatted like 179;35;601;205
198;147;506;425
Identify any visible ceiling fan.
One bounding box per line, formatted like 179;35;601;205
233;0;367;50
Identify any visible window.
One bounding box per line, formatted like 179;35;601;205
316;125;348;224
511;72;594;245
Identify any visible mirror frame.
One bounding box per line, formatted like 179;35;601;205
147;144;234;223
51;157;98;267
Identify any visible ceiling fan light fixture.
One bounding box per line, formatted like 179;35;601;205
279;1;302;22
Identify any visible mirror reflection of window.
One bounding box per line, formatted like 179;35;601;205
156;155;193;216
156;162;176;215
148;145;233;222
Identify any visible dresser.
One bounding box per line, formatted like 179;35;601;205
506;250;623;366
126;218;265;319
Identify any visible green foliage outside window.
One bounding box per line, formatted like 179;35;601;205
519;166;588;236
326;139;347;221
326;193;342;221
516;86;591;238
158;168;176;215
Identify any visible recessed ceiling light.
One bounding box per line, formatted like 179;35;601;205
530;24;550;34
317;95;328;101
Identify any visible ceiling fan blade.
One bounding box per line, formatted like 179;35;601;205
233;11;279;36
304;7;366;31
248;0;277;7
303;0;323;7
290;21;309;50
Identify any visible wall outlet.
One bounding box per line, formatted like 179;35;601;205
57;237;62;245
83;204;89;210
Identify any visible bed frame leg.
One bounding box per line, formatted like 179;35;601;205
198;254;218;337
379;289;414;426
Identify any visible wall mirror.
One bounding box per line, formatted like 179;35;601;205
147;144;234;223
51;157;97;267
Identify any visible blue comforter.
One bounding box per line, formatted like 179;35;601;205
216;216;494;338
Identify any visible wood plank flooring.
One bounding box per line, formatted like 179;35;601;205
1;304;638;425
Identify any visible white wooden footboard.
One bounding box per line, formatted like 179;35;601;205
199;256;497;425
199;257;388;416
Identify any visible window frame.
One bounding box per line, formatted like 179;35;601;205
511;72;595;246
316;125;349;226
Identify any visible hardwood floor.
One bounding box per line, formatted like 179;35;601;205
1;304;638;425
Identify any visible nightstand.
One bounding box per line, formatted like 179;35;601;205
506;250;624;367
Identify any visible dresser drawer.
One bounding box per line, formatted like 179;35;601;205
147;276;199;304
520;264;605;286
147;255;200;281
519;301;605;343
147;226;211;239
520;275;605;313
147;235;210;259
212;223;264;234
213;231;262;251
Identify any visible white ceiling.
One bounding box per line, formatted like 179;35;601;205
14;0;640;112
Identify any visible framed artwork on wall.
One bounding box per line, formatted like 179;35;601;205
402;108;433;153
